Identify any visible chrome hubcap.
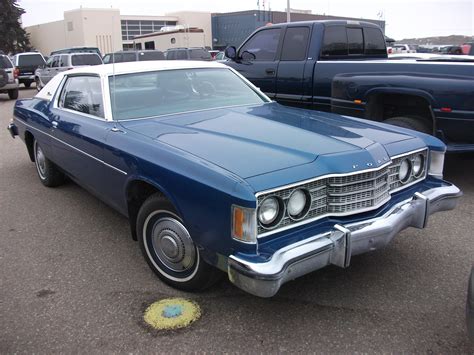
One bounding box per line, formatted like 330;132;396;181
151;217;196;273
35;143;46;179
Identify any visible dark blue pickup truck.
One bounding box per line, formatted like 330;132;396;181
225;20;474;153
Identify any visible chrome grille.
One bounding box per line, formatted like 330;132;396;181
256;149;428;236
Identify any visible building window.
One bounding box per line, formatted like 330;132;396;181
145;41;155;50
120;20;178;41
171;38;176;44
67;21;73;31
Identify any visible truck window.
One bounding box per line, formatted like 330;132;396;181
321;26;347;57
347;28;364;55
364;27;386;55
239;28;281;61
281;27;310;61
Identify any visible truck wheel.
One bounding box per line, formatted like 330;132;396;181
384;116;432;134
137;193;222;292
33;139;65;187
8;89;19;100
24;81;31;88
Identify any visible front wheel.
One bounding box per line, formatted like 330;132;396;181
137;194;221;292
33;139;65;187
8;89;18;100
384;116;432;134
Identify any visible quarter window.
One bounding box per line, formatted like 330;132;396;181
281;27;310;61
59;76;104;118
59;55;69;67
239;28;281;61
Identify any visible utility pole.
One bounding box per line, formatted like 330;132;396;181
287;0;290;22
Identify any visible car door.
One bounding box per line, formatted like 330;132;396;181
275;25;312;106
42;55;60;84
50;74;110;196
57;54;71;74
227;27;283;98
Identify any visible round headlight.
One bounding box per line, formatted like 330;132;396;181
258;197;280;226
287;189;309;219
398;158;412;183
413;154;424;177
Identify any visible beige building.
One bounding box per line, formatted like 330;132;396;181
133;28;207;51
25;8;212;55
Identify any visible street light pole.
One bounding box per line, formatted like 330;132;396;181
287;0;290;22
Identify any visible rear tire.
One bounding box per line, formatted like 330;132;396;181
24;81;31;88
137;193;222;292
384;116;432;134
35;77;43;92
8;89;19;100
33;139;65;187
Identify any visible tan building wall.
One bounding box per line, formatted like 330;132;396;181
167;11;212;48
25;20;66;55
134;31;207;51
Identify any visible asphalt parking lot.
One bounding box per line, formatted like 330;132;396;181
1;87;473;353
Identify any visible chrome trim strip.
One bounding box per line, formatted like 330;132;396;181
15;119;128;176
255;148;429;238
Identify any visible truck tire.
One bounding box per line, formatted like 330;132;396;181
8;89;19;100
0;69;7;87
384;116;432;134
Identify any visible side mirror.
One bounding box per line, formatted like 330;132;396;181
224;46;237;60
241;50;256;61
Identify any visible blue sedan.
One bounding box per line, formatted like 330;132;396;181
8;61;462;297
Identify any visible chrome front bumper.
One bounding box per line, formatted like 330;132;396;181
228;184;462;297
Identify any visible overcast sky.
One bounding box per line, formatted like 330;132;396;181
19;0;473;40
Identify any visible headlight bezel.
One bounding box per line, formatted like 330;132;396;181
257;196;285;229
398;158;412;184
287;189;311;221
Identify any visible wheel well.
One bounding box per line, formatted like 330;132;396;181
365;93;435;133
126;180;163;240
24;131;35;162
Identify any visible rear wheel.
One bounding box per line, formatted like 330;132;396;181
8;89;19;100
35;77;43;92
137;193;222;292
384;116;432;134
24;81;32;88
33;139;65;187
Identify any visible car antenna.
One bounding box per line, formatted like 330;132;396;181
111;14;120;132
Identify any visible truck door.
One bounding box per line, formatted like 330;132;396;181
229;27;282;98
275;26;312;107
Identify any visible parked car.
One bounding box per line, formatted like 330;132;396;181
462;42;474;55
102;50;165;64
8;61;461;297
225;20;474;153
392;44;417;53
0;54;19;99
439;45;463;55
10;52;46;88
51;46;102;57
35;52;103;91
165;47;212;61
468;267;474;342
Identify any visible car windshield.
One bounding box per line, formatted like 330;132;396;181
18;54;45;66
0;56;12;69
71;54;102;66
109;68;268;120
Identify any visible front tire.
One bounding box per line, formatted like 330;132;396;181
137;193;221;292
8;89;19;100
33;139;65;187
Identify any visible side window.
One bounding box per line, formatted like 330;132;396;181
59;55;69;67
51;55;60;67
281;27;310;61
364;27;386;55
45;56;54;68
103;54;111;64
239;28;282;61
347;28;364;55
167;51;176;60
59;76;104;118
321;26;348;57
122;53;136;62
176;50;187;60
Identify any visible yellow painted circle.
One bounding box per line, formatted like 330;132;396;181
144;298;201;330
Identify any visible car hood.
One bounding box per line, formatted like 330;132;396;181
120;103;419;179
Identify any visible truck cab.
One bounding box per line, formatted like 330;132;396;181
225;21;387;107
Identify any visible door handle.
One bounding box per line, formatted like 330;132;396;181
52;121;58;128
265;68;275;75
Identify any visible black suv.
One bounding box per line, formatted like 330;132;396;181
165;48;211;61
11;52;46;88
102;50;165;64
